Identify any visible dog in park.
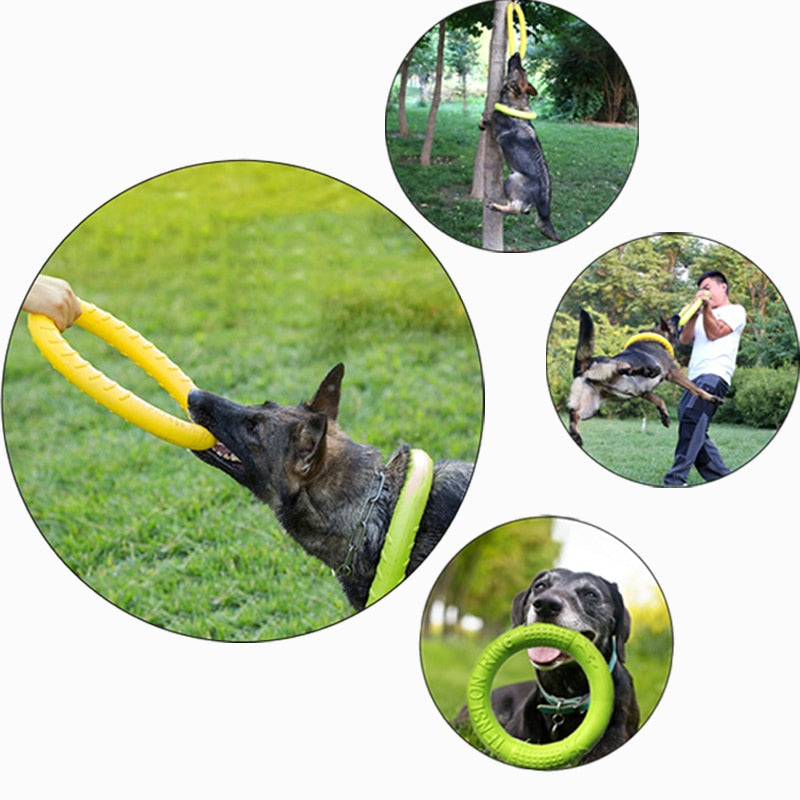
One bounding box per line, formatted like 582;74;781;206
188;363;473;610
567;309;725;447
479;52;560;242
456;568;640;765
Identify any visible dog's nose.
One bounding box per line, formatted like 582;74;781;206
532;595;562;619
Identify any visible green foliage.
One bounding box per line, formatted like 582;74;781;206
530;18;637;123
430;518;560;633
4;161;482;641
715;366;799;428
738;306;799;368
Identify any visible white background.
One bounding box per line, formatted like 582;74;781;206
2;1;797;796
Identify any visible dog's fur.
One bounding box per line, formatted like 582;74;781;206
479;53;560;242
187;363;472;610
567;309;725;447
456;568;640;766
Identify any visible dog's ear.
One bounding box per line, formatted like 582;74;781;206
608;580;632;663
290;413;328;480
309;363;344;421
511;588;531;626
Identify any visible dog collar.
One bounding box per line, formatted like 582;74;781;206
367;448;434;606
623;332;675;358
494;102;537;120
536;639;618;716
336;467;386;580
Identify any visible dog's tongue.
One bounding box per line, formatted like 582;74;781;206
528;646;564;666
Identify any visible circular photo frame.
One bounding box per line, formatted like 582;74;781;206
4;160;484;642
546;233;799;487
385;1;638;252
420;516;673;769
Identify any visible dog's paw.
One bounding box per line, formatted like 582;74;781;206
659;410;670;428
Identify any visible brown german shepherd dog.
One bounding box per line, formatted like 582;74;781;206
188;364;473;609
568;310;725;447
480;53;560;242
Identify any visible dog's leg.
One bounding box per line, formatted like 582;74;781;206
534;212;561;242
568;408;584;447
643;392;670;427
487;198;523;214
666;369;725;404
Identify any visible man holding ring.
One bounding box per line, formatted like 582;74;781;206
664;269;746;486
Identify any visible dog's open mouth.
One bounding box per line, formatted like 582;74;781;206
528;630;597;669
209;440;242;468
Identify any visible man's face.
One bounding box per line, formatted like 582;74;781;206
699;276;728;308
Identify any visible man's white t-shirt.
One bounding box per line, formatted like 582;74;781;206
688;303;746;384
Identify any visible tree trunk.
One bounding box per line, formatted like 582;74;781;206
397;53;411;138
480;1;508;252
419;22;446;166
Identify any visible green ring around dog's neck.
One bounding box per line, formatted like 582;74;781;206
366;449;433;606
494;102;537;120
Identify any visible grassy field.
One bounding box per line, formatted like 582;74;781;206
385;97;638;251
557;411;777;486
3;161;483;641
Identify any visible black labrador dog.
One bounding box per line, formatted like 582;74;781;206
456;568;640;765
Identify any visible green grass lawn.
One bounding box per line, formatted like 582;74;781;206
385;98;638;251
558;411;777;486
4;160;483;641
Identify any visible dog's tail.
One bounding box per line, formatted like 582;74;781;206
573;309;595;377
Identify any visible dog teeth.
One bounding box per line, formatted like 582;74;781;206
213;442;241;464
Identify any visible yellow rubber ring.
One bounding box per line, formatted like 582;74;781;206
622;332;675;358
27;300;216;450
678;291;711;327
506;1;527;58
494;102;537;120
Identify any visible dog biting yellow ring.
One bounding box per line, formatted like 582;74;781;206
27;300;216;450
506;1;527;58
467;623;614;769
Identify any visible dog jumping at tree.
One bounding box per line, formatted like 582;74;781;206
480;52;560;242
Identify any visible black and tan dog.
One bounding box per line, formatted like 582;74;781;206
188;364;472;610
480;53;560;242
567;309;725;446
456;568;640;766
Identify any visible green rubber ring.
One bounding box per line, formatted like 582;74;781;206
366;449;433;606
466;623;614;769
